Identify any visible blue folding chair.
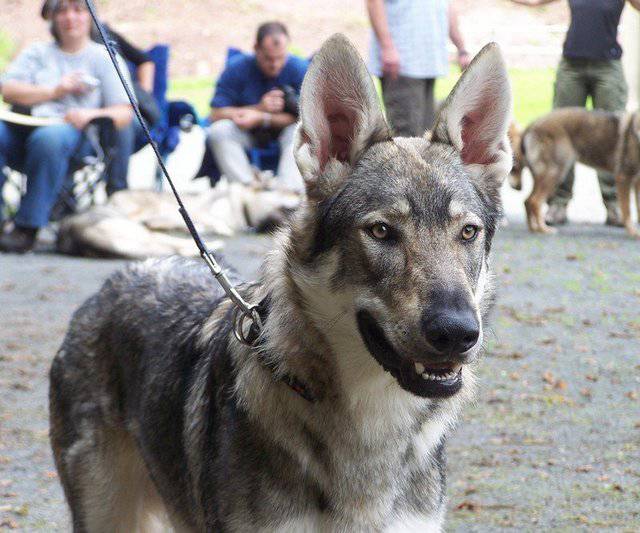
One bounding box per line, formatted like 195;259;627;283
131;45;199;189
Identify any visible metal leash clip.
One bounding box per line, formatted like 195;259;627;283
200;249;263;346
232;306;263;346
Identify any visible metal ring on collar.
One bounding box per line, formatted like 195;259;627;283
232;306;263;346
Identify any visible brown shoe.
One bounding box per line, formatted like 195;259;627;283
604;204;624;227
0;226;37;253
545;204;568;226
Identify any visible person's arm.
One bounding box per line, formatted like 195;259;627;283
628;0;640;11
211;107;295;130
136;62;155;93
509;0;558;6
64;103;133;130
262;111;296;129
209;105;258;123
211;106;240;122
2;74;89;107
2;81;58;106
365;0;400;79
449;1;470;70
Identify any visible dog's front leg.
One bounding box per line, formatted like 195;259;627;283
634;179;640;231
616;173;639;237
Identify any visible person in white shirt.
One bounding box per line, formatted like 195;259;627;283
366;0;470;137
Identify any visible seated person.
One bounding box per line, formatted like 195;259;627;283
207;22;308;192
0;0;133;253
42;0;157;196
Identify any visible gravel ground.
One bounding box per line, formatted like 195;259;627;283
1;220;638;531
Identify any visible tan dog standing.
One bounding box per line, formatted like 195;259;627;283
512;107;640;236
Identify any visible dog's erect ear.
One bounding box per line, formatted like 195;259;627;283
294;34;391;199
431;43;512;189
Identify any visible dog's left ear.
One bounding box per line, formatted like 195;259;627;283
294;34;391;200
431;43;512;190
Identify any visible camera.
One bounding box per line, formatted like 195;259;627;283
278;85;299;116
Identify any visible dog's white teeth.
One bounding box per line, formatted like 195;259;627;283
414;362;425;374
453;364;463;373
421;370;460;382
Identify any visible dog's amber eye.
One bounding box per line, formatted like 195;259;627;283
461;225;478;241
370;223;389;240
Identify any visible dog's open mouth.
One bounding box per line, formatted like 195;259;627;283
356;310;463;398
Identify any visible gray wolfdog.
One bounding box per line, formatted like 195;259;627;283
511;107;640;236
50;35;512;532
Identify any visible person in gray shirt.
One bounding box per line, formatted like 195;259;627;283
0;0;133;253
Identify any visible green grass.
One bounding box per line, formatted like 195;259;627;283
0;30;15;71
167;66;556;127
167;77;214;118
435;66;556;127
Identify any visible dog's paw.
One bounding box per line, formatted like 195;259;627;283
539;225;558;235
625;225;640;238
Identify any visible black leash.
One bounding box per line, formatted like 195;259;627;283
84;0;262;345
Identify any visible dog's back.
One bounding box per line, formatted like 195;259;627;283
522;107;621;174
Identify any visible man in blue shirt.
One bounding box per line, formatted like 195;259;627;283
207;22;308;192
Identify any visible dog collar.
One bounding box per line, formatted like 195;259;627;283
245;295;317;404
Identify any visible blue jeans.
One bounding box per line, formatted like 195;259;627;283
105;120;137;196
0;121;82;228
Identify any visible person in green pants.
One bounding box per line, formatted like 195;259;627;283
511;0;640;226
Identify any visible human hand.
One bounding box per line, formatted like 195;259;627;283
381;43;400;80
457;50;471;71
54;73;90;99
232;108;264;130
259;89;285;113
64;108;96;130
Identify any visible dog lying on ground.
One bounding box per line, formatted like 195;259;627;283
56;181;301;258
511;107;640;236
49;35;512;532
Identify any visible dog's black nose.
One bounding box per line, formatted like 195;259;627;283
422;291;480;355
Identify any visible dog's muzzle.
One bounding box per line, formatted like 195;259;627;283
358;310;475;399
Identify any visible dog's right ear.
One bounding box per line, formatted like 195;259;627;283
294;34;391;200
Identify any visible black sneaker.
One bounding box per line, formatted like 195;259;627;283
0;226;37;253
